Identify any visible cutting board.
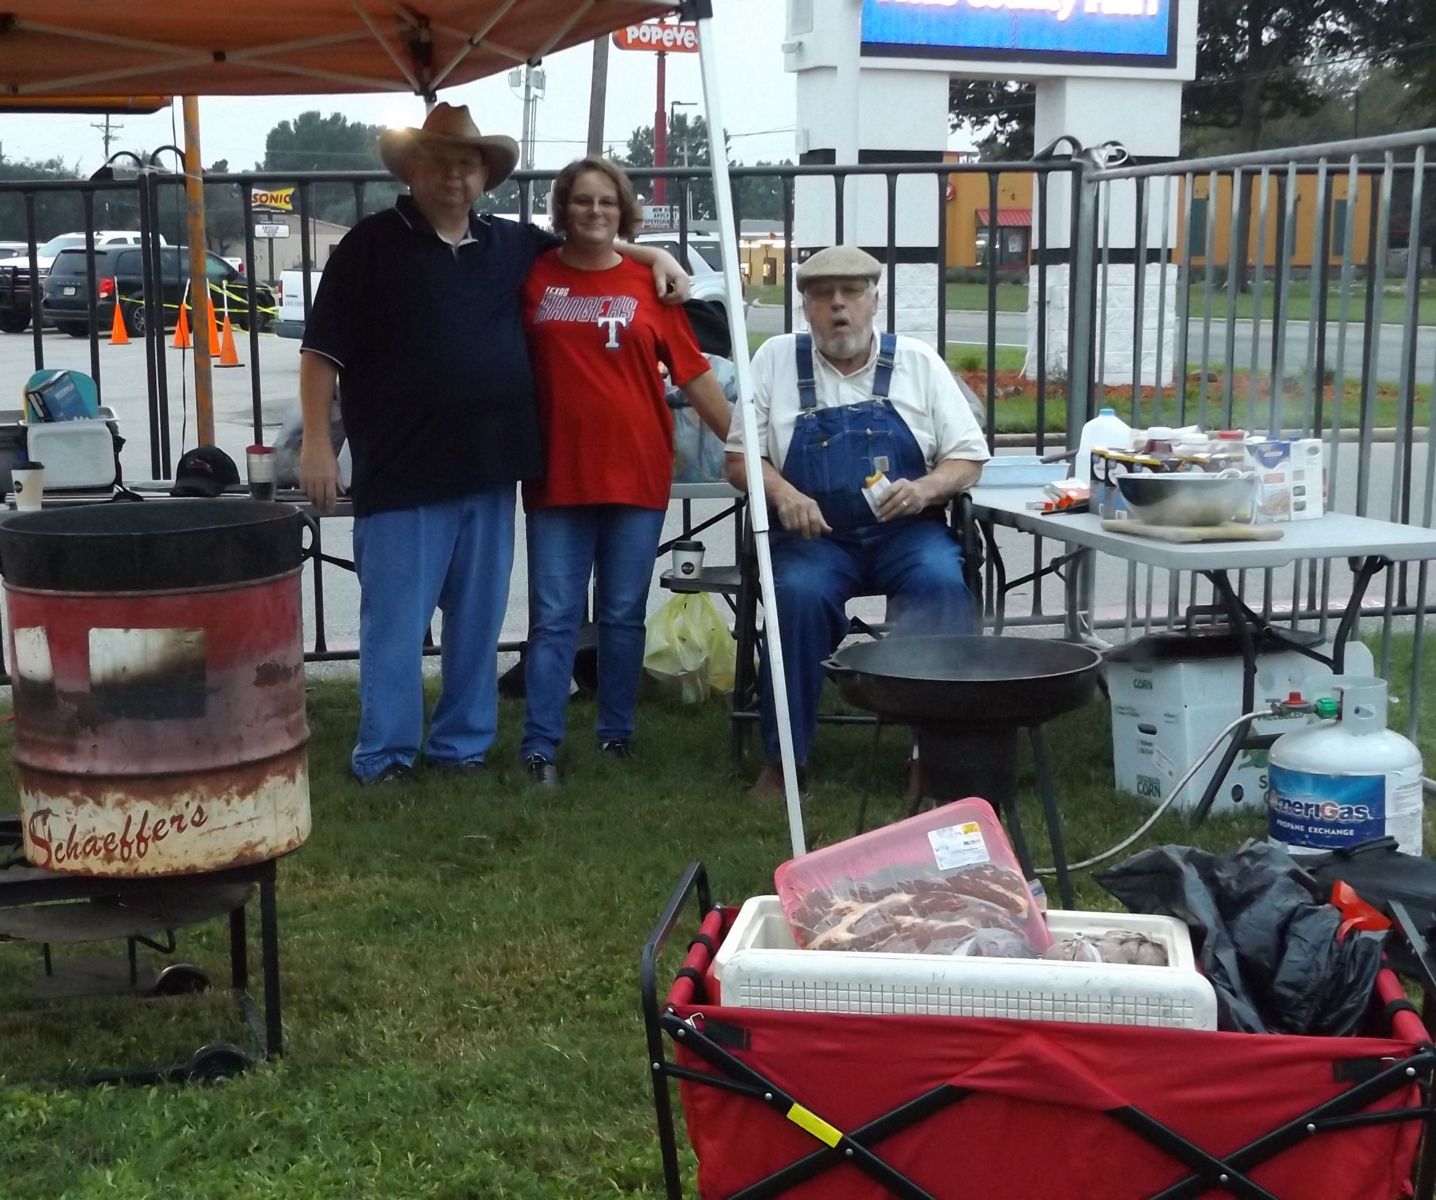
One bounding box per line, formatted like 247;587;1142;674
1100;519;1285;543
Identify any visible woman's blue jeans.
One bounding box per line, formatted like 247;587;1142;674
351;487;516;781
521;504;666;761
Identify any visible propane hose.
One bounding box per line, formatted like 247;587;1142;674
1034;707;1270;877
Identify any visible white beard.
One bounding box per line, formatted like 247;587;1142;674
814;327;873;362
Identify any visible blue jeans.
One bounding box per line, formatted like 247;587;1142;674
351;487;516;780
521;504;666;761
759;518;973;765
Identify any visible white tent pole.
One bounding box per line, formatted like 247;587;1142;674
694;13;806;858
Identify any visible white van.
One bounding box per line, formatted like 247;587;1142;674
274;268;320;340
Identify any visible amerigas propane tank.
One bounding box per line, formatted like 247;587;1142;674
1268;676;1424;856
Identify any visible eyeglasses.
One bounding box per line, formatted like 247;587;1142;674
568;194;622;211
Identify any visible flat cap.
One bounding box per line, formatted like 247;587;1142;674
795;245;882;291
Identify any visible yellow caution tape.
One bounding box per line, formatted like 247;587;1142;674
786;1103;843;1148
112;287;277;317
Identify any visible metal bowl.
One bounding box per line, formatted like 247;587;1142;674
1116;473;1256;526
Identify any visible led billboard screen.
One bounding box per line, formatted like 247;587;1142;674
860;0;1178;68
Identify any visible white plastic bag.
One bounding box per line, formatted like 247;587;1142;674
643;593;737;704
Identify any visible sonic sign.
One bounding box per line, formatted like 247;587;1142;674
861;0;1177;67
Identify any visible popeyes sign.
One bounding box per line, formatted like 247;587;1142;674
612;22;699;52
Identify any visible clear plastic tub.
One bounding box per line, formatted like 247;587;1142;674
775;797;1052;955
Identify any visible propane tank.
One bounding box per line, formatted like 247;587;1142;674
1268;676;1424;856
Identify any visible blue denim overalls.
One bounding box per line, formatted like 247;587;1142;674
783;331;926;528
760;332;973;766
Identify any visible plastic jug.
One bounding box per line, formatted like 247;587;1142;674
1074;407;1133;485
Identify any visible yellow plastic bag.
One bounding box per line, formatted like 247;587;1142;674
643;593;737;704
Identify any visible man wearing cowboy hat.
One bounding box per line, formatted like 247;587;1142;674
298;103;689;786
725;245;990;799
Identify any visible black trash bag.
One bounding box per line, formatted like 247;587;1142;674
1097;840;1384;1036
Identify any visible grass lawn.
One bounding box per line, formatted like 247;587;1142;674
748;328;1429;436
3;636;1433;1196
751;278;1436;325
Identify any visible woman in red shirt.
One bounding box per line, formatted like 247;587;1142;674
520;158;731;786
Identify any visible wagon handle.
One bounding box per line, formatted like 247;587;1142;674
640;860;712;1023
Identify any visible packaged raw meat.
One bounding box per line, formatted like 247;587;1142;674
775;798;1052;955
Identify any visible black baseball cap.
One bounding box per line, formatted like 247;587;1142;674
171;445;240;497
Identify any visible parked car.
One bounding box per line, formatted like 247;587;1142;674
634;232;749;319
41;245;276;337
0;230;165;333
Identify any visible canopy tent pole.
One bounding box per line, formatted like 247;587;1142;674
181;95;215;444
694;9;806;857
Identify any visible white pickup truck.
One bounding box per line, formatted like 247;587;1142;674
274;267;321;340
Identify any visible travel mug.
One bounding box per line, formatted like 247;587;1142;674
671;539;705;580
11;462;44;511
246;444;276;501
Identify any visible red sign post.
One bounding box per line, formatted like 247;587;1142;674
611;22;699;207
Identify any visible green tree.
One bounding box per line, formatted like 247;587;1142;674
262;111;401;225
620;115;790;222
0;157;88;241
950;0;1400;158
202;159;247;258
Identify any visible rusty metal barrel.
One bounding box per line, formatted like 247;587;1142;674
0;500;310;877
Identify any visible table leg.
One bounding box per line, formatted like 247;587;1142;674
1334;555;1389;672
1188;570;1259;826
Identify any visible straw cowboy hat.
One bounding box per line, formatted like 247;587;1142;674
378;103;519;191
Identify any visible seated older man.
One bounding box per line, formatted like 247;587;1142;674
725;245;991;798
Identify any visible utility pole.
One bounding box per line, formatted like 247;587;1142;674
520;65;534;170
587;37;609;157
91;114;121;161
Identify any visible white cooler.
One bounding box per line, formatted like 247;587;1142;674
714;896;1217;1030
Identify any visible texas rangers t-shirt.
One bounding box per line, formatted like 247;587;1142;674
522;250;710;510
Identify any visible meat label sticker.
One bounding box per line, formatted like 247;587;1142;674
928;821;990;870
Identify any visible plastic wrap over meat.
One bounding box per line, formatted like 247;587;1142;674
1044;931;1169;965
776;798;1052;955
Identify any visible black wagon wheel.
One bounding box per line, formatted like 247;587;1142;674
153;962;212;996
185;1043;252;1084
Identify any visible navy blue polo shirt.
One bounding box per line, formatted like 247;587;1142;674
303;196;557;516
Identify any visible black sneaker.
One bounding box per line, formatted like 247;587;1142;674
354;761;413;787
598;739;634;761
524;753;560;788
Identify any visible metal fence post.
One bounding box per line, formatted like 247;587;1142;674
1066;151;1101;449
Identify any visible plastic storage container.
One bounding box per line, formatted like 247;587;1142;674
1074;406;1132;486
714;896;1216;1029
775;797;1052;955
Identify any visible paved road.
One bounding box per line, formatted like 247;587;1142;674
749;305;1436;384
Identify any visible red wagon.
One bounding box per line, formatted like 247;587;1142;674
642;862;1436;1200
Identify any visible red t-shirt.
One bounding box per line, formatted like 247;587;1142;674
522;251;710;510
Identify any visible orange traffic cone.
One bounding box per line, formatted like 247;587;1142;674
172;303;193;350
216;312;243;368
206;298;222;357
109;302;129;346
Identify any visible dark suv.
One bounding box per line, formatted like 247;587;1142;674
41;246;276;337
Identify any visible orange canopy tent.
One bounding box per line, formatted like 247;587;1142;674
0;0;808;849
0;3;675;100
